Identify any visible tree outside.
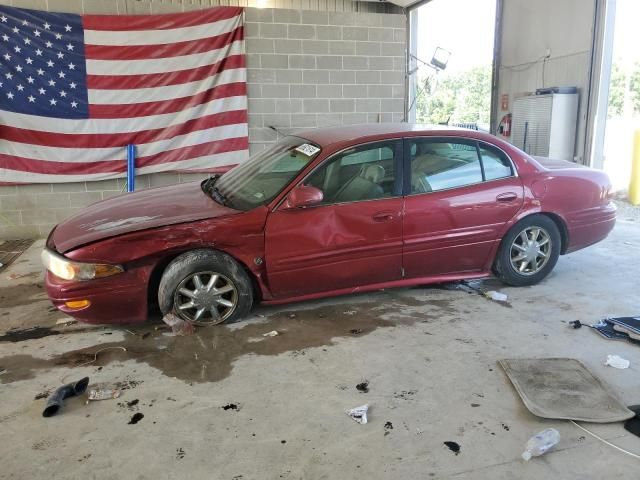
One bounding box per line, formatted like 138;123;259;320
415;64;492;127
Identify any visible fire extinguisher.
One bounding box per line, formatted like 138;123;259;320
498;113;511;137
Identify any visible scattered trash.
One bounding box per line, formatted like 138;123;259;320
591;317;640;345
222;403;239;411
384;421;393;436
262;330;279;337
624;405;640;438
605;355;630;369
343;310;357;315
346;404;369;424
55;318;78;327
42;376;89;417
444;441;461;455
356;381;369;393
569;320;583;329
162;312;195;336
484;291;508;302
522;428;560;461
287;313;296;319
87;389;121;402
128;412;144;425
349;329;362;335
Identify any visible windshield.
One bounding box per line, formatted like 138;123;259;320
214;136;321;211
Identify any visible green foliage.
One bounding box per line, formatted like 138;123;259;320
608;59;640;118
415;65;492;125
608;62;626;118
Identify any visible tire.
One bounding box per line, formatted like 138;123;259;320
158;249;253;325
495;214;561;287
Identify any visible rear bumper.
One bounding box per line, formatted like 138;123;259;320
565;202;616;253
44;266;151;325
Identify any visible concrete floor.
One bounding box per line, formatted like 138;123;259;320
1;215;639;479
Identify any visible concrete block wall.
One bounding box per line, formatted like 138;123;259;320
0;0;406;239
245;8;406;155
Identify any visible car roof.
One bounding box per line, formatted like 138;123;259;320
295;123;485;147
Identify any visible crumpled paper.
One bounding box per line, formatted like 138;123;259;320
346;404;369;424
605;354;630;369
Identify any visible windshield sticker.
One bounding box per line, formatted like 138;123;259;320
295;144;320;157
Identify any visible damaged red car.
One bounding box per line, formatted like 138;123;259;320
42;124;616;326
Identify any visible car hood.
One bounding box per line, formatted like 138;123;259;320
51;181;238;253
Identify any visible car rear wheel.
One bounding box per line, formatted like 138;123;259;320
495;214;561;286
158;249;253;325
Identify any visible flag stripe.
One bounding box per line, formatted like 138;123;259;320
85;39;244;76
86;54;245;90
88;68;244;105
82;7;242;32
3;123;248;162
1;109;247;148
0;137;248;175
83;15;241;46
1;151;245;184
1;95;247;135
84;26;243;61
89;82;246;119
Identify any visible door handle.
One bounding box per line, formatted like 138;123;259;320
372;212;395;222
496;192;518;202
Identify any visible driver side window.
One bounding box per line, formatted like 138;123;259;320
306;141;399;204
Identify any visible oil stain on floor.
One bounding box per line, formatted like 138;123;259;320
0;291;462;385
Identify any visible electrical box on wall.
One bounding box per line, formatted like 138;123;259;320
511;92;579;161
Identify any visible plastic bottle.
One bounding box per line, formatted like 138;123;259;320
521;428;560;461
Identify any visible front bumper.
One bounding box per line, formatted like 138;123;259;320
44;266;151;325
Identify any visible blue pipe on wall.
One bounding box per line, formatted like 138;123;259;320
126;144;136;192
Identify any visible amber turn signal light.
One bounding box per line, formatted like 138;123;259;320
64;300;91;309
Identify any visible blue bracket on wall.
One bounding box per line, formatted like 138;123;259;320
126;144;136;192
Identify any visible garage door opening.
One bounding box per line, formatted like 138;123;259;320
407;0;497;132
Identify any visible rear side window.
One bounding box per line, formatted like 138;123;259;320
409;139;483;193
408;138;514;194
479;144;513;180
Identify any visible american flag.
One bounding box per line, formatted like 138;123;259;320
0;5;248;183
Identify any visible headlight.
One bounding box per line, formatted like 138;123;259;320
41;249;124;281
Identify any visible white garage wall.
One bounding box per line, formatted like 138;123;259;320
495;0;595;164
0;0;406;239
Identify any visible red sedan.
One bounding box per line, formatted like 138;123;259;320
42;124;616;326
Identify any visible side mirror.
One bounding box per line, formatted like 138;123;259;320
285;185;323;209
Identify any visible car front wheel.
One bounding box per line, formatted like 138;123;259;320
158;249;253;325
495;214;561;286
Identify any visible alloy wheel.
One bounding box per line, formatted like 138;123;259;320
173;271;238;325
509;226;552;276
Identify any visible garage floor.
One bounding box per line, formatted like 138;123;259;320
1;212;639;479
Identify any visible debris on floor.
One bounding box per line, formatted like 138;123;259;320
262;330;279;337
87;389;121;402
356;381;369;393
484;290;508;302
624;405;640;438
443;441;461;455
590;317;640;345
521;428;560;461
162;312;195;336
384;421;393;436
128;412;144;425
42;377;90;418
605;354;630;369
55;318;78;327
346;404;369;424
500;358;634;422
